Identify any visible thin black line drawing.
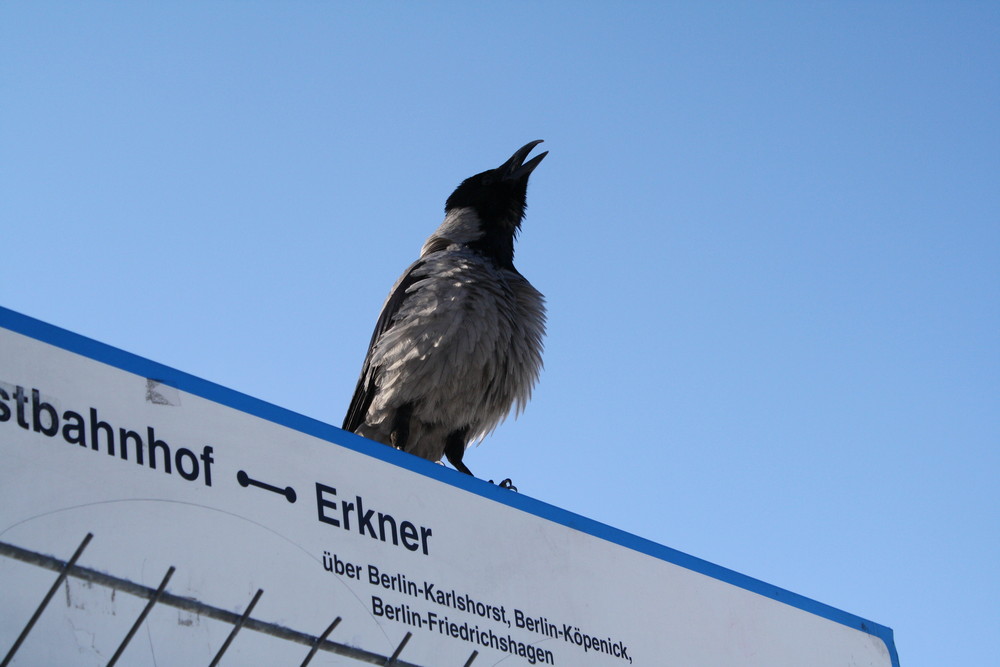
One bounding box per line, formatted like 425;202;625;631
1;535;477;666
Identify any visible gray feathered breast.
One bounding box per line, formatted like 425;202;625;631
346;236;545;463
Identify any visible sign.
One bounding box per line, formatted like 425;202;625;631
0;306;898;666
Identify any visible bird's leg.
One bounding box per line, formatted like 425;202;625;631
444;427;473;476
390;403;413;450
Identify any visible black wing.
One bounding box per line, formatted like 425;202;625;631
342;260;426;432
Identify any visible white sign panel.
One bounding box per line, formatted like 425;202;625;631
0;306;898;666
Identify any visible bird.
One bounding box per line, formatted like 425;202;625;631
343;140;547;483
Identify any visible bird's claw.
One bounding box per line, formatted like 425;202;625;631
489;478;518;492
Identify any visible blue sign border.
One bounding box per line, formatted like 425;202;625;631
1;305;898;665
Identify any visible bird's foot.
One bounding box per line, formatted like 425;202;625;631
488;478;518;492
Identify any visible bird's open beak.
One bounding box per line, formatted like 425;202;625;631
501;140;547;181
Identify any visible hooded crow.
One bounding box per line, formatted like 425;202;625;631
343;141;547;480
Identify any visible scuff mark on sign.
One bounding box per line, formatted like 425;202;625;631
145;379;180;406
177;610;199;627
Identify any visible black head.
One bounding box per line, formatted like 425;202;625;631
445;140;547;237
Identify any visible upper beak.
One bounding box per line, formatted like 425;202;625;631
500;140;547;181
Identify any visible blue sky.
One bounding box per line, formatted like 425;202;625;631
2;3;997;664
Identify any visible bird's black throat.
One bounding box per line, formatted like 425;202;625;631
468;226;517;269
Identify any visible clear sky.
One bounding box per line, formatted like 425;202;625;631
2;3;997;665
